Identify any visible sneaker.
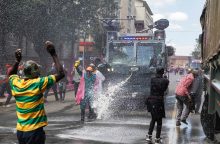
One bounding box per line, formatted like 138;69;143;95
181;119;188;125
176;121;181;127
80;119;85;124
155;138;162;144
2;104;11;108
146;134;152;143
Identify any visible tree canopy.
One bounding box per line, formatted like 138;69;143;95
0;0;117;67
191;38;201;59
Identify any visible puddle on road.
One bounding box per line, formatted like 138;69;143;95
56;123;146;144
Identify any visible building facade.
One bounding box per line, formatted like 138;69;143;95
115;0;153;34
135;0;153;32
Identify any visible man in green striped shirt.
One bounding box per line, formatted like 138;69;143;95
8;41;65;144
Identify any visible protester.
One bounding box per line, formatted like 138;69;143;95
145;67;169;144
175;71;196;126
90;63;105;94
0;64;13;107
44;63;59;102
58;68;68;102
89;63;105;119
72;60;82;97
190;69;203;114
75;66;97;123
8;41;65;144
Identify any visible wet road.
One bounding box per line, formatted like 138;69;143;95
0;73;217;144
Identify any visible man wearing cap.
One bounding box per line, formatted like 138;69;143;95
175;71;196;126
77;66;96;123
8;41;65;144
146;67;169;144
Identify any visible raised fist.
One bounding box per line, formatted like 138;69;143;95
15;49;22;62
45;41;56;55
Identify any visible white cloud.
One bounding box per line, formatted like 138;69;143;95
152;14;165;21
169;12;188;21
146;0;176;7
168;23;183;31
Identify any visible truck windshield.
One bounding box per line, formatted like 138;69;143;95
136;43;162;66
109;42;134;64
190;61;201;69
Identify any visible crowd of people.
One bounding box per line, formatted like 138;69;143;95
0;41;204;144
0;41;107;144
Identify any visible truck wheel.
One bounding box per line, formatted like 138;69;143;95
200;93;215;141
215;112;220;133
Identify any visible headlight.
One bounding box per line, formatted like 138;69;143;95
131;67;139;71
111;68;114;71
107;68;111;72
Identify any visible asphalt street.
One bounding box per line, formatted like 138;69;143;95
0;73;219;144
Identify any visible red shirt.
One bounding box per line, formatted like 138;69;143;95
175;73;194;96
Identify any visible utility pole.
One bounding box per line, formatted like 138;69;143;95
83;31;86;69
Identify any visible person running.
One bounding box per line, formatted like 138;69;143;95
44;63;59;102
175;71;196;126
8;41;65;144
146;67;169;144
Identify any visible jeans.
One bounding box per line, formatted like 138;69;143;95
0;82;12;105
176;95;190;121
44;84;59;101
148;112;163;138
74;82;79;97
17;127;45;144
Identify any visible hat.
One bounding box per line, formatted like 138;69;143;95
89;63;96;70
86;66;93;72
23;60;41;78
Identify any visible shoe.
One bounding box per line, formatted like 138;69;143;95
3;104;11;108
181;119;188;125
176;121;181;127
176;121;181;126
80;119;85;124
155;138;162;144
146;134;152;143
195;111;200;115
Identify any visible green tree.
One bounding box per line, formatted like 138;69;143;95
191;38;201;59
0;0;117;69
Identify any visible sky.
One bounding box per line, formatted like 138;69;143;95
145;0;206;56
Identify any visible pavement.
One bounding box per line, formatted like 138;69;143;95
0;73;220;144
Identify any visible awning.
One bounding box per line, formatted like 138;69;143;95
79;42;95;46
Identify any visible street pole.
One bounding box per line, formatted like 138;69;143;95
83;32;86;69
